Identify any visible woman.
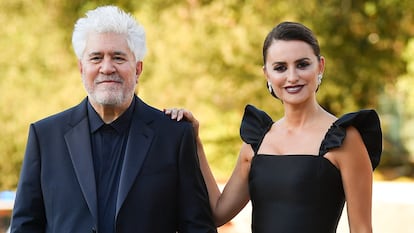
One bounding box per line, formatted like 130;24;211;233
166;21;382;233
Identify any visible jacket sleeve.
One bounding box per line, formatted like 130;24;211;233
10;124;46;233
177;124;217;233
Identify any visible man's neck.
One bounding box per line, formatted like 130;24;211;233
90;98;133;124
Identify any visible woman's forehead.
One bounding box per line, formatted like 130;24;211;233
267;40;315;61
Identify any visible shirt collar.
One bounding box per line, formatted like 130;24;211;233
87;97;135;134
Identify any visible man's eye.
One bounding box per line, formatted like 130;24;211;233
114;57;126;63
90;57;102;62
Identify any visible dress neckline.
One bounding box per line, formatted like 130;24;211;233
240;104;382;170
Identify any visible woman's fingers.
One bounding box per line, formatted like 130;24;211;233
164;108;189;121
164;108;200;137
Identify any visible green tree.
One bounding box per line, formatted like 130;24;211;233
1;0;414;189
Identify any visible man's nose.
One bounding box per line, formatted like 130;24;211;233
100;57;116;74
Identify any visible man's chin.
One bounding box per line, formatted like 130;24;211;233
91;94;124;106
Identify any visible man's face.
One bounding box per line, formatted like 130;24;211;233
79;32;142;108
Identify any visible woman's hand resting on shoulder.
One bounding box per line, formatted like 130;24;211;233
164;108;199;137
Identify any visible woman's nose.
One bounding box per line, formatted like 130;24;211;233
286;69;299;83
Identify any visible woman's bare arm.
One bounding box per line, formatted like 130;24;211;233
332;127;373;233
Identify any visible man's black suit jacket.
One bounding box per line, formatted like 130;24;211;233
11;96;217;233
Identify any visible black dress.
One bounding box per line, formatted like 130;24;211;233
240;105;382;233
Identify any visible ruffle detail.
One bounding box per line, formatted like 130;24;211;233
319;109;382;170
240;104;273;154
240;105;383;170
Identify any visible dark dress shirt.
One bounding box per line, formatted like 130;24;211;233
87;98;135;233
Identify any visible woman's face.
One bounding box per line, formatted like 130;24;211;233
264;40;324;105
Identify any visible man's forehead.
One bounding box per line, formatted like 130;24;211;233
85;32;128;46
82;32;134;58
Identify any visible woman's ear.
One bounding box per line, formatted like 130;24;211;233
319;56;325;74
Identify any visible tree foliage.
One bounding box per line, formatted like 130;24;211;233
1;0;413;189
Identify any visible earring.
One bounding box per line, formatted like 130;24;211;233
267;82;273;93
267;82;279;99
317;74;323;85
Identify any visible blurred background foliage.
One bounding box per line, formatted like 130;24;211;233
1;0;414;189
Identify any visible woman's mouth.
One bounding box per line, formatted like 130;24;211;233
285;85;304;94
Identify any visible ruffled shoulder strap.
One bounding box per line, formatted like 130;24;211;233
319;109;382;170
240;104;274;154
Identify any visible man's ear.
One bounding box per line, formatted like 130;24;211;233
78;60;83;74
136;61;143;76
136;61;143;83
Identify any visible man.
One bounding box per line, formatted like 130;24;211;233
10;5;216;233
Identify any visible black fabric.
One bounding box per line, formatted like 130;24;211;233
240;104;382;233
11;95;217;233
239;105;273;154
319;109;382;169
87;99;135;233
240;104;382;169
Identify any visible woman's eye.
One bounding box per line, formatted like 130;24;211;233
273;65;286;72
297;62;309;69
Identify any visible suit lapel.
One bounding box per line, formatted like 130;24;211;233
64;97;156;220
116;97;155;215
64;100;98;224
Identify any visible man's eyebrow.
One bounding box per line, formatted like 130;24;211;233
87;51;128;56
87;52;102;57
113;51;128;56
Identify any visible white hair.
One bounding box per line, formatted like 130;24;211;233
72;5;146;61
